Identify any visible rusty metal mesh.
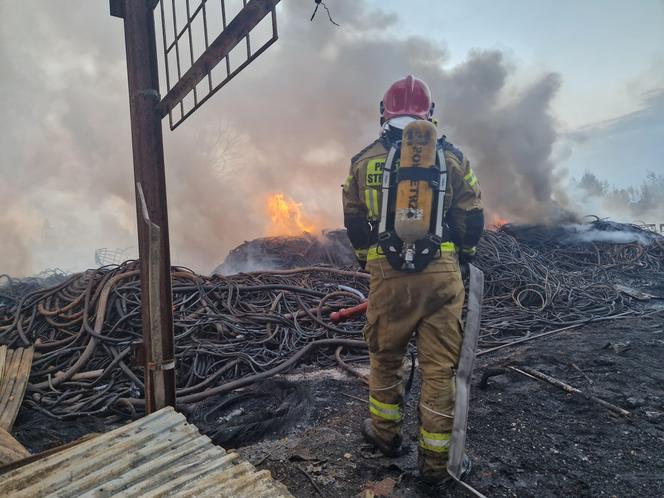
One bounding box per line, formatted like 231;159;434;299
156;0;278;130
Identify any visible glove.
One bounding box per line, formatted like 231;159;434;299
459;246;477;265
354;248;368;271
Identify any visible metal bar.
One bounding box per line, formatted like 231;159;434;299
185;0;198;105
243;0;251;58
224;53;231;79
170;0;185;119
170;0;183;81
201;0;213;92
159;0;172;91
114;0;176;413
221;0;231;77
137;182;168;409
147;217;166;409
164;0;207;54
510;366;631;417
170;32;277;130
158;0;280;117
109;0;125;18
271;7;278;38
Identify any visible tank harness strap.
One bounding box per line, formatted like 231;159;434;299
395;167;440;187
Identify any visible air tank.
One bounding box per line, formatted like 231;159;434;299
394;120;437;247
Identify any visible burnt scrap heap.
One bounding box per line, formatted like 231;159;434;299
0;220;662;426
215;229;357;274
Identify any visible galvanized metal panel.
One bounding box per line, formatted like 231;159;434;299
0;407;293;497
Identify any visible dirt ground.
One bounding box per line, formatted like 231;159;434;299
12;313;664;497
234;313;664;498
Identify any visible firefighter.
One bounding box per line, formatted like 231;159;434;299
342;75;484;485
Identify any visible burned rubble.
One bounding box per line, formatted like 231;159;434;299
214;229;358;275
1;220;663;496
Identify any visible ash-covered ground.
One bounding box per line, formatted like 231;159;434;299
233;314;664;497
13;314;663;497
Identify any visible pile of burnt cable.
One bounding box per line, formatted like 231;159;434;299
1;219;662;420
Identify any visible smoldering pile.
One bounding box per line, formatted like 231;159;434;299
0;269;69;301
0;220;662;427
214;229;357;275
478;220;664;349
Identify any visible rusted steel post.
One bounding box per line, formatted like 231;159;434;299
112;0;176;412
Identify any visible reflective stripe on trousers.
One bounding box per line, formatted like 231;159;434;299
419;428;451;453
369;396;402;421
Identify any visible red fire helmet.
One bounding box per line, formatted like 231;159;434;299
381;75;434;122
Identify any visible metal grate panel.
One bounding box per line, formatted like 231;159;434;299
156;0;279;130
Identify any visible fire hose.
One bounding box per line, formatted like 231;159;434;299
448;263;487;497
329;301;368;323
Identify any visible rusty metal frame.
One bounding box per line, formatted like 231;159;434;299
137;182;175;410
157;0;280;129
111;0;281;413
111;0;177;413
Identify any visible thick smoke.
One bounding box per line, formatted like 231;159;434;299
0;2;135;275
1;0;568;276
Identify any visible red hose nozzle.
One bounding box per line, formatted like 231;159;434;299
330;301;369;322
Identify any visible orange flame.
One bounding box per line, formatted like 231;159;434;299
490;214;509;227
265;193;316;236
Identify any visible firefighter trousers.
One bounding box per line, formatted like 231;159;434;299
363;255;465;479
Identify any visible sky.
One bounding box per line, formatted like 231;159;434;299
377;0;664;126
0;0;662;276
374;0;664;185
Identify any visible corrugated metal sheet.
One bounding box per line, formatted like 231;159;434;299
0;346;34;431
0;407;294;498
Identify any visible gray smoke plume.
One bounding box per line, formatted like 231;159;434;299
562;222;658;246
0;0;569;276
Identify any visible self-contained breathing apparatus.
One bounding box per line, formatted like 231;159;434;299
377;120;449;272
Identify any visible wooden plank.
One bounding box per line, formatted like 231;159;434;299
0;347;34;431
0;433;98;475
0;427;30;466
0;349;20;420
0;345;7;385
11;348;34;428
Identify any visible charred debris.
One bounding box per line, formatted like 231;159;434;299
0;219;663;493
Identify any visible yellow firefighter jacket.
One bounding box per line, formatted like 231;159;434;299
342;135;483;267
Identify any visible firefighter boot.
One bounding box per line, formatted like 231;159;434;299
418;451;472;485
361;418;402;457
